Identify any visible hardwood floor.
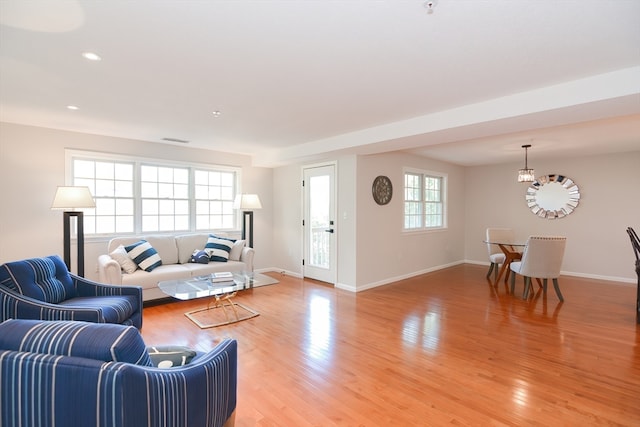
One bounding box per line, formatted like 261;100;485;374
141;265;640;426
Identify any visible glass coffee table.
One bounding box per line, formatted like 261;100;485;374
159;272;278;329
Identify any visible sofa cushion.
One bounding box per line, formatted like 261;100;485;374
205;235;233;262
125;240;163;272
110;245;138;274
175;234;209;264
0;319;152;366
59;294;140;325
120;264;191;288
145;236;179;265
0;255;76;303
182;260;246;276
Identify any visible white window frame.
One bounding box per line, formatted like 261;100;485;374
139;163;191;233
65;149;242;237
403;168;447;231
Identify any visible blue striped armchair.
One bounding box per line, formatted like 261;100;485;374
0;255;143;329
0;319;238;427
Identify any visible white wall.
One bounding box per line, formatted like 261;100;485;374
271;163;303;274
336;155;358;289
464;151;640;283
270;152;465;291
0;122;274;281
354;152;466;290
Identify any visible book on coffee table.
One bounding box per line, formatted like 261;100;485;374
211;272;234;282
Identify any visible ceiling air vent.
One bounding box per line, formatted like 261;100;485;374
162;137;189;144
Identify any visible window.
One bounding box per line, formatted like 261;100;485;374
404;169;446;230
68;151;239;236
73;158;135;234
140;165;189;232
194;170;236;230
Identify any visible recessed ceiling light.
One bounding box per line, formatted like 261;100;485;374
424;0;438;13
67;105;79;110
212;111;221;117
82;52;101;61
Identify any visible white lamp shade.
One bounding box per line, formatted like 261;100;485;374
51;186;96;210
233;194;262;210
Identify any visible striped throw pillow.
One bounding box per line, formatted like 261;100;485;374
125;240;162;272
205;235;233;262
147;345;197;368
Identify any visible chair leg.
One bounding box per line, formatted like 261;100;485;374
486;262;495;279
523;277;532;299
542;278;548;294
510;270;516;294
552;278;564;302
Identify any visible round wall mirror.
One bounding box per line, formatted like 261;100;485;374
525;174;580;219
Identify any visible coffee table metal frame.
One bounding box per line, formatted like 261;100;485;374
159;272;276;329
186;286;258;329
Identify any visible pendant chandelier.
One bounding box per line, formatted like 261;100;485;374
517;144;535;182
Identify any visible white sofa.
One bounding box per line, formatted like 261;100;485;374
98;233;254;301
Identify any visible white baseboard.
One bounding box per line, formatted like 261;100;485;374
559;271;635;285
463;259;635;285
263;261;636;292
337;260;466;293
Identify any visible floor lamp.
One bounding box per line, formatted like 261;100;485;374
51;186;96;277
234;194;262;248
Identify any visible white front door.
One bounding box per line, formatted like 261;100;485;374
303;164;337;284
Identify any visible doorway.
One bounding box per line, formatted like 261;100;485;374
303;164;337;284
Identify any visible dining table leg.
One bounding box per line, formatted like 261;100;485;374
493;244;523;286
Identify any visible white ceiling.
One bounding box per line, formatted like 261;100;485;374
1;0;639;167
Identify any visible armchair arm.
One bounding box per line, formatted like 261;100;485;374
239;247;255;271
120;339;238;427
0;339;237;427
0;285;106;323
98;254;123;285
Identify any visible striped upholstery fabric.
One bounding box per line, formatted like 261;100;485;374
205;235;234;262
0;255;143;329
0;319;152;365
0;256;75;303
58;295;139;325
0;322;237;427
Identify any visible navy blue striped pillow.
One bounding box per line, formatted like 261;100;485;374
189;249;210;264
205;235;233;262
124;240;162;272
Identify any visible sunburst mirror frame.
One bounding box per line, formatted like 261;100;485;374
525;174;580;219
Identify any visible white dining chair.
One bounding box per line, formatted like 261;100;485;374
510;236;567;301
485;228;515;281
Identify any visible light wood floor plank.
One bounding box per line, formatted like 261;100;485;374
141;265;640;426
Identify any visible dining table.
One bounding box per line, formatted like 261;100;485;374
484;240;527;285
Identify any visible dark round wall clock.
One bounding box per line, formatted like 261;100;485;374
372;175;393;205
